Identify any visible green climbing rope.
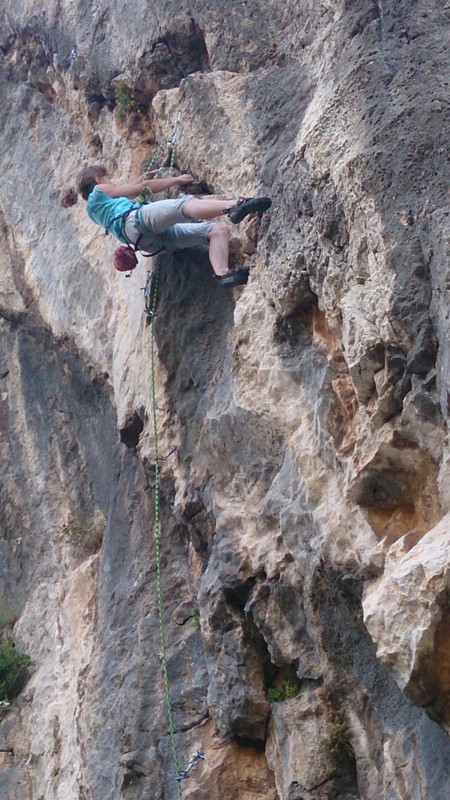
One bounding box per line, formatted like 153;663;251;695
150;291;183;798
148;136;183;799
140;128;177;204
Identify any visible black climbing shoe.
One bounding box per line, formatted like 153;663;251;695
226;196;272;224
218;267;250;288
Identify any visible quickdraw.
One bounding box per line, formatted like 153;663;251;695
175;751;205;782
140;117;179;205
142;266;158;318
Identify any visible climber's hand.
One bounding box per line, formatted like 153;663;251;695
177;174;195;185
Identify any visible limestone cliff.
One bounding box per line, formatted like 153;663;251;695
0;1;450;798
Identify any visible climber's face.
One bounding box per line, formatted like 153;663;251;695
96;173;113;185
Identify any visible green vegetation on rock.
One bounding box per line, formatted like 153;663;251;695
114;84;138;119
267;677;301;702
0;641;32;703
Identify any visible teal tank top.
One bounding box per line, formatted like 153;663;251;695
87;187;139;242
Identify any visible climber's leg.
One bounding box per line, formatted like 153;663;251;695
207;222;231;276
160;221;249;285
161;220;231;275
138;196;196;233
184;196;272;223
183;197;236;220
137;194;272;236
160;220;215;252
138;195;234;234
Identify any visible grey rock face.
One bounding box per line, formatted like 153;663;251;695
0;1;450;799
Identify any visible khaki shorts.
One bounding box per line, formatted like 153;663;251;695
124;195;214;253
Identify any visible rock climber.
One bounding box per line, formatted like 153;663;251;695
63;165;271;288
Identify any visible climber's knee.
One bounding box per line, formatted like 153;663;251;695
208;221;230;241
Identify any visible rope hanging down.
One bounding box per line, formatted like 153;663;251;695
149;271;183;799
150;266;205;797
146;124;183;796
148;122;205;795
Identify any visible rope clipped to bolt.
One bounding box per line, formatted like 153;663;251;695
141;122;178;315
140;117;178;204
148;114;187;798
148;116;206;794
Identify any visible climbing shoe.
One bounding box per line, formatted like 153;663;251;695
218;267;250;288
226;196;272;224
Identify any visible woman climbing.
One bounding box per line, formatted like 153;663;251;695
64;165;271;287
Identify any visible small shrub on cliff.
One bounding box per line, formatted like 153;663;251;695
114;84;138;120
319;687;356;776
323;708;353;765
0;641;32;703
267;677;301;702
191;609;201;628
62;516;104;552
65;520;91;539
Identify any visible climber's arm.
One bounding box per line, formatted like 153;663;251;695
129;170;159;183
96;174;194;198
